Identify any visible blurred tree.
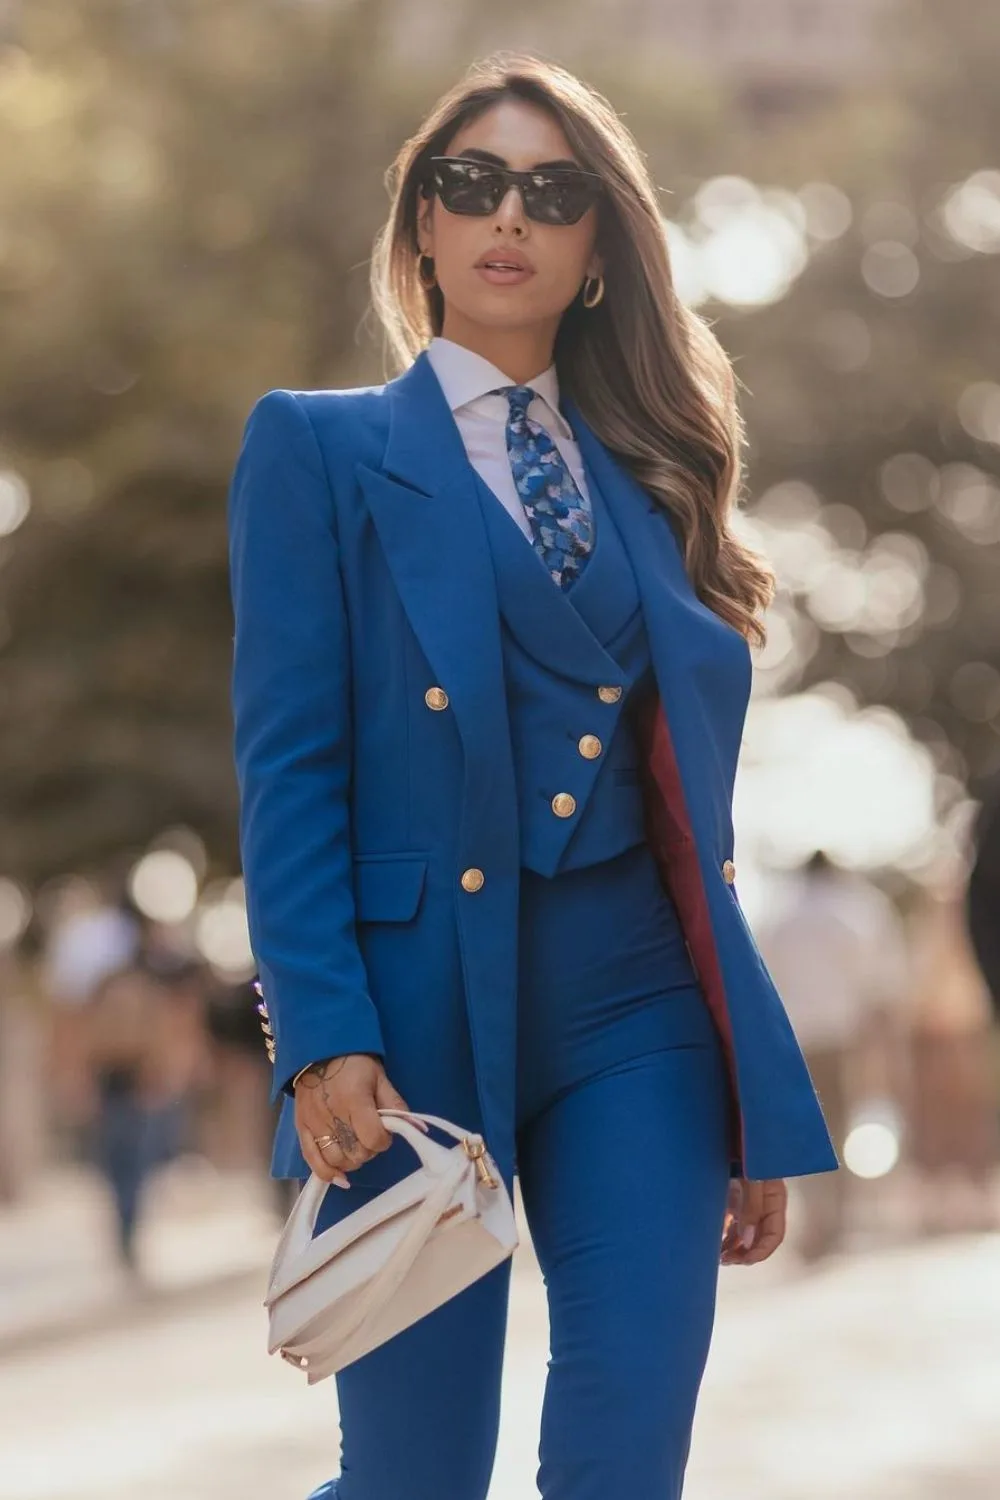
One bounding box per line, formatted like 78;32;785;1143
0;0;997;885
0;0;412;879
717;0;1000;800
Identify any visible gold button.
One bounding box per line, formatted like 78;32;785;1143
578;734;602;759
551;792;577;818
460;867;485;893
722;859;736;884
597;685;622;704
424;686;449;711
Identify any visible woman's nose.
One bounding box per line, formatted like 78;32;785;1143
493;185;527;234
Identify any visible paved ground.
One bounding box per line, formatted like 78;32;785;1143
0;1164;998;1499
0;1157;280;1353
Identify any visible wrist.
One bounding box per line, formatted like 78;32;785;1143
290;1051;383;1093
291;1058;334;1092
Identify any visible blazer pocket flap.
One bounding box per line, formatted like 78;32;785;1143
353;855;428;923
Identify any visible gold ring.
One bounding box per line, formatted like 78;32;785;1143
314;1134;336;1151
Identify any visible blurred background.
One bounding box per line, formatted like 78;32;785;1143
1;2;999;1496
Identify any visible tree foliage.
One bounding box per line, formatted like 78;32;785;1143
0;0;996;882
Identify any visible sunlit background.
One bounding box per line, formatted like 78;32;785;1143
1;2;999;1497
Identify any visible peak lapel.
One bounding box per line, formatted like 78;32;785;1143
563;396;752;810
355;352;515;836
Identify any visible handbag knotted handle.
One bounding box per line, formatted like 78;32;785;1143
307;1149;466;1359
270;1110;497;1358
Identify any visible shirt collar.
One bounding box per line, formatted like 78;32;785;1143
425;336;572;440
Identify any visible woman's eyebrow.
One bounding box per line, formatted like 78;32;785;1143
455;147;581;171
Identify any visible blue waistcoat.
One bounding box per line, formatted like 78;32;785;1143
473;468;654;877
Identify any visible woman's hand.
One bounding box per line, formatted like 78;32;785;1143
293;1053;420;1188
720;1176;788;1265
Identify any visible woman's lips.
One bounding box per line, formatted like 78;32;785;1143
475;262;535;286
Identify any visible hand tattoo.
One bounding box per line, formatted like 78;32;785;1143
298;1057;361;1154
328;1116;359;1154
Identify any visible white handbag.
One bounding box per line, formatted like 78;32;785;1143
264;1108;519;1383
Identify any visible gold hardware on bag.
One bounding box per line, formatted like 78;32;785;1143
462;1136;499;1189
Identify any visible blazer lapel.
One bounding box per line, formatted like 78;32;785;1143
563;398;754;1166
355;351;515;838
563;395;752;818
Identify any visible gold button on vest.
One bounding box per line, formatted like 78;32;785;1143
722;859;736;884
577;734;602;759
551;792;577;818
424;686;449;711
460;867;485;893
597;684;622;704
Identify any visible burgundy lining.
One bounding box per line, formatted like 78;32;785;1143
636;693;746;1169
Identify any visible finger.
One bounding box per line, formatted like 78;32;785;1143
720;1206;742;1246
373;1073;428;1130
744;1199;788;1261
303;1100;376;1165
315;1142;353;1189
720;1212;749;1263
728;1201;788;1265
351;1097;396;1155
737;1180;765;1244
299;1130;351;1187
296;1102;355;1171
740;1229;784;1265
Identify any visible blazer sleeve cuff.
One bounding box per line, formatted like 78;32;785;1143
271;998;386;1105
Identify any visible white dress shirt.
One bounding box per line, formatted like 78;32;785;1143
424;336;591;542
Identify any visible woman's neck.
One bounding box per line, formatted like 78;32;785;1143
438;313;558;385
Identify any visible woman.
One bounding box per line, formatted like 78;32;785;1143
228;53;838;1500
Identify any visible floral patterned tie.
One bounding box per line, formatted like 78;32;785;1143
497;384;594;589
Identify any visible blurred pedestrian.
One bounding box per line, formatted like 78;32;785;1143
909;880;1000;1233
81;956;203;1271
757;851;910;1260
41;879;142;1150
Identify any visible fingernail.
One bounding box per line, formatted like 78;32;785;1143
740;1225;756;1249
333;1175;351;1190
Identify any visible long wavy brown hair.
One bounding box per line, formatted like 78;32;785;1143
370;53;774;646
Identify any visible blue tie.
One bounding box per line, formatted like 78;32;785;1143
497;384;594;589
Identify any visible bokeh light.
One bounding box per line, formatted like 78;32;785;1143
128;849;199;925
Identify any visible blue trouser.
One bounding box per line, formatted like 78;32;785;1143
307;842;733;1500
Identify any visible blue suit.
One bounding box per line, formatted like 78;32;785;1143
227;351;838;1499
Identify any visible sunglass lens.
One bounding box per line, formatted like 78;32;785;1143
434;161;501;215
524;177;598;225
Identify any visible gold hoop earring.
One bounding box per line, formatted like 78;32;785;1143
417;252;437;290
582;273;605;309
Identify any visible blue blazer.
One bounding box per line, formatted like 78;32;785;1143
227;350;839;1185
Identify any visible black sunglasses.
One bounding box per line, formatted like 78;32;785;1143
422;155;603;227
